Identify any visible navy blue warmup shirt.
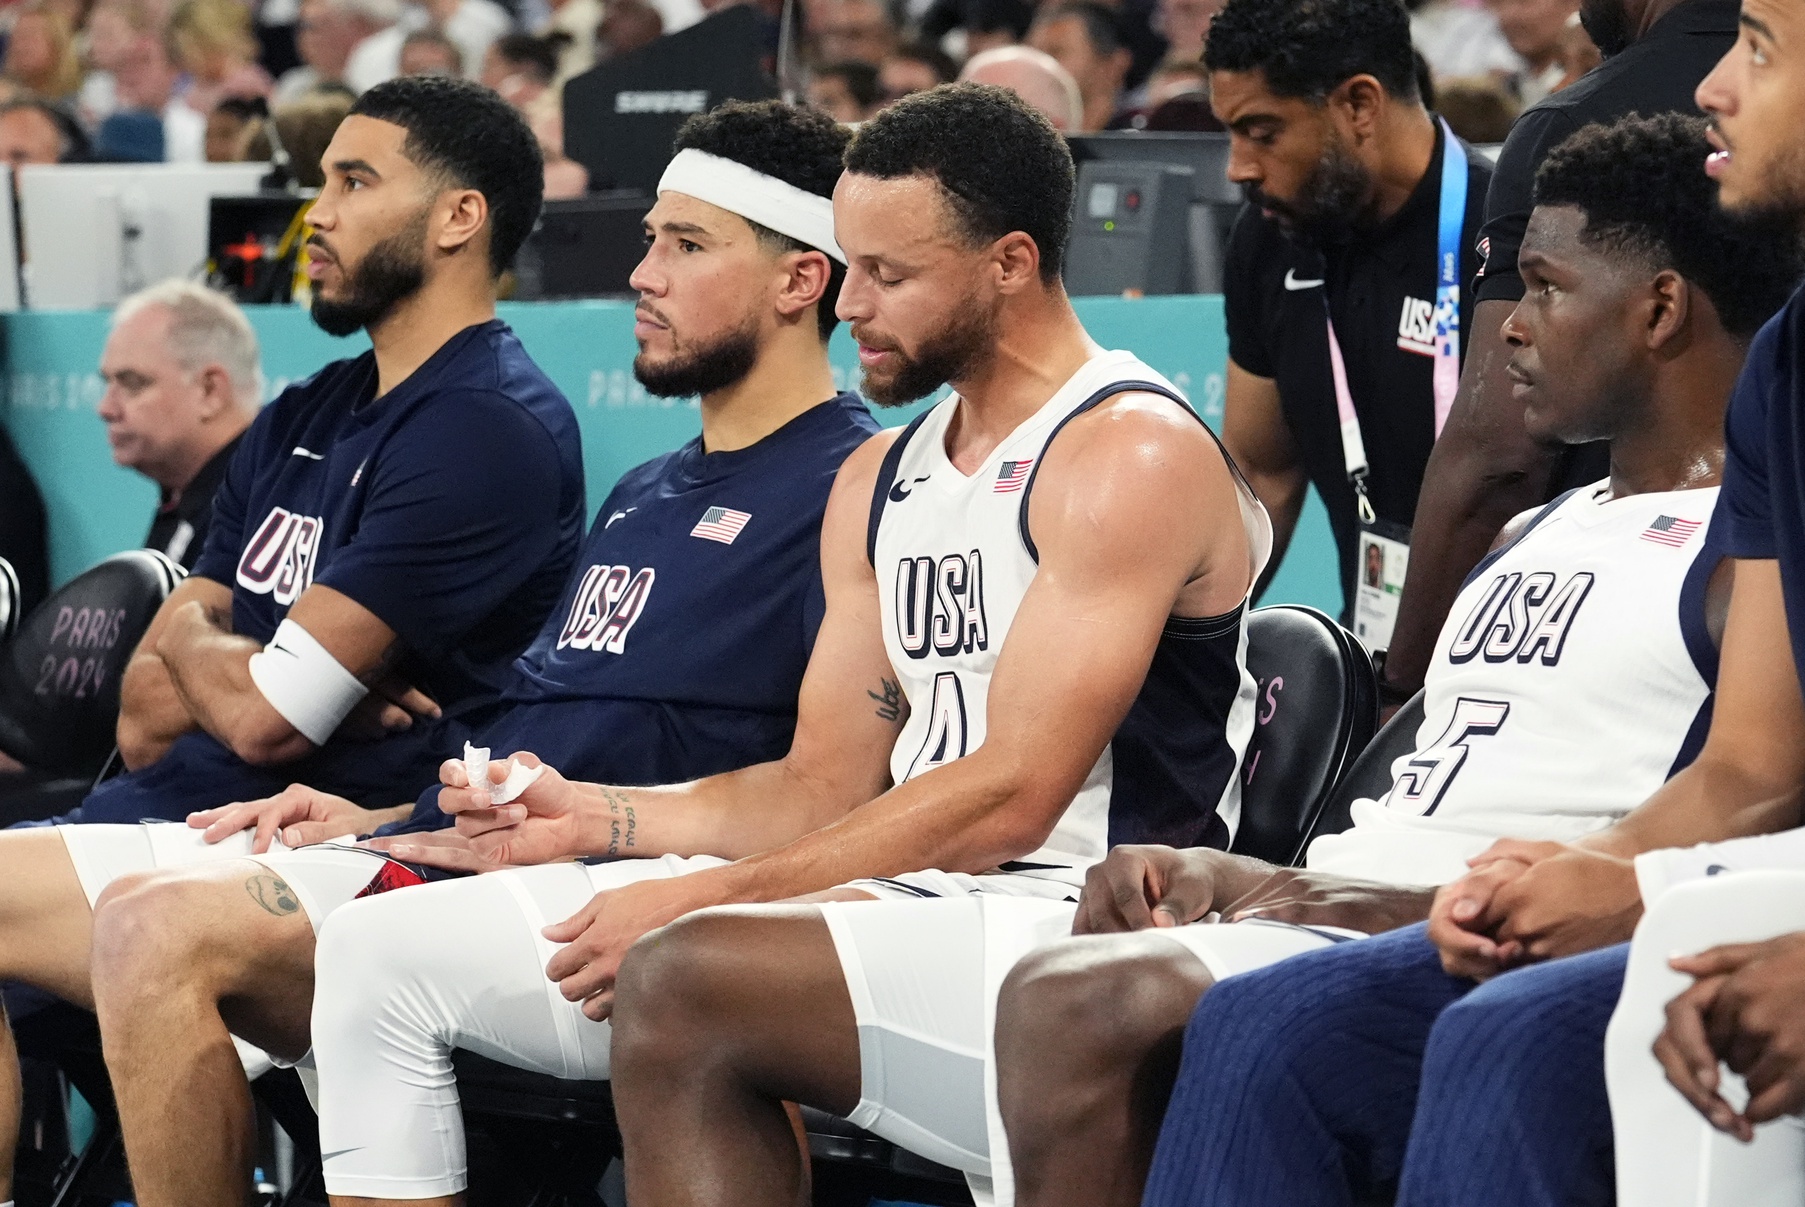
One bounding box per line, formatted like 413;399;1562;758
76;319;586;824
384;392;880;834
1717;291;1805;684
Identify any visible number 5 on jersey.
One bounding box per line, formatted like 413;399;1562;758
906;671;969;778
1389;697;1510;816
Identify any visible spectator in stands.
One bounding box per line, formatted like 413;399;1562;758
959;44;1083;131
1154;0;1222;62
345;0;512;90
81;0;207;161
1112;57;1224;129
98;282;261;571
4;1;82;102
1408;0;1521;81
203;94;269;160
808;0;894;66
1491;0;1581;104
398;27;463;74
916;0;1033;57
169;0;275;117
480;29;557;103
0;428;49;619
1029;1;1131;132
593;0;663;61
877;40;955;106
1436;73;1521;142
271;86;353;185
0;98;84;167
807;59;878;122
272;0;395;103
536;0;598;81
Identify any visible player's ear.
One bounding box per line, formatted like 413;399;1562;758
992;230;1041;294
435;187;489;259
1646;268;1690;351
775;248;832;321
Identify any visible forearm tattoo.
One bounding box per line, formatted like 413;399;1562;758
601;786;638;856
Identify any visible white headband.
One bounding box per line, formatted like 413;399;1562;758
657;148;846;265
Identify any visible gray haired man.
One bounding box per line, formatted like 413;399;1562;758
98;281;262;568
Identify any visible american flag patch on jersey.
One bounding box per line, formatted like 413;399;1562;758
691;506;752;544
1641;515;1702;548
994;459;1033;494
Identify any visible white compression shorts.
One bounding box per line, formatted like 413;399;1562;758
1607;869;1805;1207
817;870;1364;1206
308;853;728;1200
57;821;392;929
56;820;413;1080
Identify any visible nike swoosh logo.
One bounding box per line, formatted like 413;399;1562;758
1284;270;1324;291
888;475;930;503
291;447;324;460
605;508;636;528
321;1147;363;1162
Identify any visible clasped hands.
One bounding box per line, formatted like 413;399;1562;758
1425;837;1643;979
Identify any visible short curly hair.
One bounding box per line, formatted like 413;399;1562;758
673;100;852;340
350;75;544;275
1202;0;1419;103
1534;113;1804;340
844;82;1074;284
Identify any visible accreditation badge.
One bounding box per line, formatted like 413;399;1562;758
1353;519;1411;652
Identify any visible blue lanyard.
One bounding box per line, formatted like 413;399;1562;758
1429;116;1467;435
1329;117;1467;523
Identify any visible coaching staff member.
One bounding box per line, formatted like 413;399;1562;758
1386;0;1738;703
1212;0;1490;647
98;281;261;570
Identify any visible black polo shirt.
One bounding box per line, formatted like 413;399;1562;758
145;433;242;570
1225;122;1492;609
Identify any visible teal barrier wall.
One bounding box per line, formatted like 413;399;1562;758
0;295;1341;615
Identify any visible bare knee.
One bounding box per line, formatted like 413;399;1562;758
998;933;1214;1079
90;871;211;994
614;909;748;1061
615;906;830;1077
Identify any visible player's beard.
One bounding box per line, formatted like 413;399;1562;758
309;211;430;338
1244;135;1373;245
633;311;760;398
854;292;998;408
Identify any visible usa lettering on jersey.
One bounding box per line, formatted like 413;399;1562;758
556;563;656;654
1446;569;1595;666
894;550;989;659
237;507;323;606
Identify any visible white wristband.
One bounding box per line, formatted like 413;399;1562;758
247;618;368;746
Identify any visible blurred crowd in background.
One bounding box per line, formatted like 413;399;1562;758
0;0;1599;203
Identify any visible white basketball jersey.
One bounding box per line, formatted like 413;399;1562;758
869;350;1272;887
1307;481;1721;886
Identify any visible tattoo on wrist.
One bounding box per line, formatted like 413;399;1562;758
245;873;300;917
600;788;638;856
868;677;902;723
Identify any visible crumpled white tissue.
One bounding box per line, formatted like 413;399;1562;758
461;742;544;805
